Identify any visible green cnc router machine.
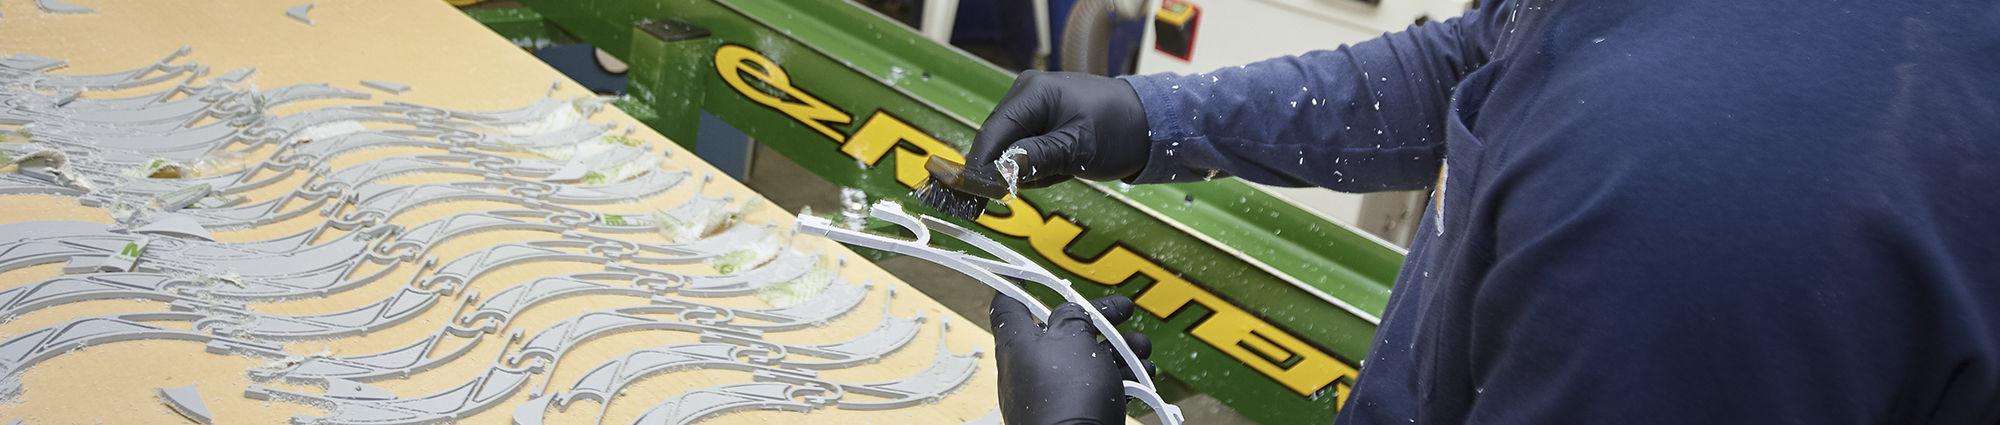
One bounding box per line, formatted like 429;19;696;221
469;1;1410;422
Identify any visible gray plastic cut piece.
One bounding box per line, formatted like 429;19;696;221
248;330;541;425
0;220;384;300
382;96;609;127
458;273;656;330
133;214;216;241
509;310;760;369
392;210;570;245
373;211;567;258
656;277;870;331
316;155;499;192
778;285;926;370
628;380;838;425
624;322;979;423
0;220;128;273
323;378;398;401
0;274;223;319
457;121;611;152
359;79;411;94
542;157;586;182
36;0;95;14
156;183;213;211
155;383;214;424
833;318;984;410
522;289;927;424
416;243;609;294
622;222;780;259
588;192;731;237
0;316;284;402
531;166;690;205
248;326;485;384
4;46;196;91
534;338;788;424
188;285;444;341
672;248;817;297
189;194;247;209
797;201;1186;424
511;393;557;425
286;2;314;25
0;53;67;72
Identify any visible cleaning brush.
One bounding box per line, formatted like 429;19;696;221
914;155;1010;220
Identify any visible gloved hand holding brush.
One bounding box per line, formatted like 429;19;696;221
967;70;1154;186
916;70;1153;219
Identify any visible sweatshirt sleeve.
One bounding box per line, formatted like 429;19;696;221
1118;2;1505;191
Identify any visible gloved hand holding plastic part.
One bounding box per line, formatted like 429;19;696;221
991;292;1155;425
966;70;1153;189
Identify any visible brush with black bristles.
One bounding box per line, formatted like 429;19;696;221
915;155;1011;220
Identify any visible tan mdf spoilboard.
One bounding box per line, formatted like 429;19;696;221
0;0;1110;423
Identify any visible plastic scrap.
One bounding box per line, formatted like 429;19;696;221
132;214;216;241
286;2;314;25
360;79;412;94
154;383;213;424
0;54;65;72
97;235;149;272
155;182;212;210
543;157;587;182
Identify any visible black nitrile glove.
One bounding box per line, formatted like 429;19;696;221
968;70;1152;189
992;292;1156;425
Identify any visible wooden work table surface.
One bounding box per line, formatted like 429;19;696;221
0;0;1025;423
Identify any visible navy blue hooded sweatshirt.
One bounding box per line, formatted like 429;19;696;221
1119;0;2000;423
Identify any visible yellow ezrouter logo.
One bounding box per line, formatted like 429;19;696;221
714;43;1355;402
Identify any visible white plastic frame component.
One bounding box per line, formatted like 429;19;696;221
795;201;1185;425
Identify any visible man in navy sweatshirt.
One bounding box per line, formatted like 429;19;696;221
975;0;2000;423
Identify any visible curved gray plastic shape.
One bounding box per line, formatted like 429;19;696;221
0;316;284;402
248;330;541;425
624;320;981;423
155;383;214;424
248;326;487;384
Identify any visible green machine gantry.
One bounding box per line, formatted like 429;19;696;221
470;2;1407;422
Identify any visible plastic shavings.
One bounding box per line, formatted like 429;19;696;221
501;97;609;135
196;272;247;288
706;229;784;274
992;146;1024;199
839;188;869;231
651;202;732;243
579;154;659;185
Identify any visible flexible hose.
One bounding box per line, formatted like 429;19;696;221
1060;0;1115;76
